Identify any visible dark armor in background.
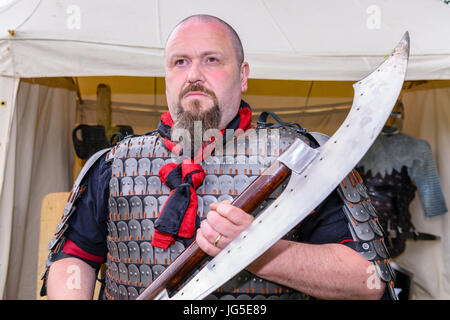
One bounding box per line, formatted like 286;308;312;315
357;166;416;258
73;124;134;160
357;133;447;258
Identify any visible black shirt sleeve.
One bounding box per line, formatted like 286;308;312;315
297;189;353;245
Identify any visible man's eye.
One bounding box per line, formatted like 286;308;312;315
175;59;187;66
206;57;218;63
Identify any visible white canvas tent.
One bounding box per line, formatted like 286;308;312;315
0;0;449;299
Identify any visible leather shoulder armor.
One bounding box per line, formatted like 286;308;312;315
41;147;111;296
310;131;397;299
47;147;112;252
337;169;398;299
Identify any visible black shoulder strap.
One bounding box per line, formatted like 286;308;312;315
74;148;111;187
256;111;320;148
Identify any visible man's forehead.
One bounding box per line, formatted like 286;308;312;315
165;19;232;54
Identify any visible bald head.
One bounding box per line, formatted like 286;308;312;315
166;14;244;65
164;14;250;131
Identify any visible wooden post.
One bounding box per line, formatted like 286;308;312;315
96;84;112;140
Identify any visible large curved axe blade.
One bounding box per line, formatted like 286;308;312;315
171;32;410;300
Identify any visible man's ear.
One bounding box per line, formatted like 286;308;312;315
240;62;250;93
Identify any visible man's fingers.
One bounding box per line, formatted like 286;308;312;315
210;199;232;207
209;202;253;226
206;210;242;239
196;229;221;256
199;201;254;256
199;219;229;247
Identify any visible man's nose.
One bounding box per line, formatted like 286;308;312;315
187;60;205;83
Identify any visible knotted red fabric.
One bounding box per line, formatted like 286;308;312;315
152;160;205;248
151;100;252;249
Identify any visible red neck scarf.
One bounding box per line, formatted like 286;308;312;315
151;100;252;249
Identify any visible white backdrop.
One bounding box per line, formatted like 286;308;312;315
394;81;450;299
0;79;75;299
1;0;450;80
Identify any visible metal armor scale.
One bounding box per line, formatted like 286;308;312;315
103;127;313;300
44;125;396;300
102;126;395;300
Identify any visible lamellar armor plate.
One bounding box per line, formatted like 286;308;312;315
43;127;396;300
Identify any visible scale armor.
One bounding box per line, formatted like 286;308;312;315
43;125;396;300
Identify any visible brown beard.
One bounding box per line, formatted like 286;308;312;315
171;99;221;157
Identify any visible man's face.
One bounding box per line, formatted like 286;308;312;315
164;19;249;131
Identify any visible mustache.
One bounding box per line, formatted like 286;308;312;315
179;83;218;101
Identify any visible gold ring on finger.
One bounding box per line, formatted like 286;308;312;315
214;234;222;247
